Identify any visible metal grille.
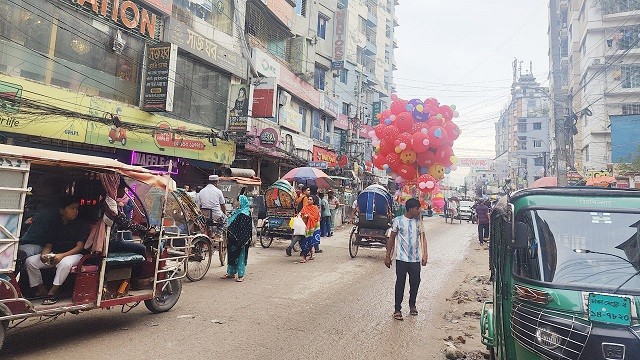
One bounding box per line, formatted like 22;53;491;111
511;301;591;360
0;170;24;188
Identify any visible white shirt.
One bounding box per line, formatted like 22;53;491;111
391;215;424;263
197;184;225;217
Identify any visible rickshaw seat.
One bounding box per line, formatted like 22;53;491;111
357;214;390;230
105;252;145;267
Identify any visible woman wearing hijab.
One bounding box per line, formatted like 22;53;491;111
220;189;252;282
298;196;320;263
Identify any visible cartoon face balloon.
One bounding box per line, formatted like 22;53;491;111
400;149;417;164
429;163;445;180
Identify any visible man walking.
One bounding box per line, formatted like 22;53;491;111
385;198;428;321
327;191;340;236
318;192;331;238
476;200;490;245
196;175;227;222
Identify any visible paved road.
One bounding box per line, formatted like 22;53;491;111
2;216;476;360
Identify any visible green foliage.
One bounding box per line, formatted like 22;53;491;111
617;145;640;173
594;0;640;15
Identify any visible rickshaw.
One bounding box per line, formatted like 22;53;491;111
481;187;640;360
0;144;189;349
259;180;296;248
349;185;393;258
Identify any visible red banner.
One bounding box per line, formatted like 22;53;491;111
312;146;337;167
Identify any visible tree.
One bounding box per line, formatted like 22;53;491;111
617;145;640;174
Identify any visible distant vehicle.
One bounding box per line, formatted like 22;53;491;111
458;200;474;220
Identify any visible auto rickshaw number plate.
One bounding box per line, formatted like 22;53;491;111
588;293;632;326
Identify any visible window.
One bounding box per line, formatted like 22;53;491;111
602;0;640;15
534;157;544;166
385;50;390;64
342;102;350;115
517;136;527;150
0;0;148;105
299;106;308;133
325;117;332;144
622;64;640;88
533;140;542;148
622;103;640;114
517;123;527;133
172;54;230;129
317;14;328;39
533;122;542;130
314;66;326;90
359;16;367;34
584;145;589;162
339;68;348;84
295;0;307;16
519;158;527;167
386;24;392;38
173;0;234;35
356;46;364;65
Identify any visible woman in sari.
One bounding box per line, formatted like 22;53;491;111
299;196;320;263
220;191;252;282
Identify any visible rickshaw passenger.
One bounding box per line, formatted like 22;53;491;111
197;175;227;222
108;183;146;257
24;196;90;304
18;207;59;257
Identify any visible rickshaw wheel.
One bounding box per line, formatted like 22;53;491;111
218;237;227;266
144;279;182;313
349;226;359;258
186;237;212;282
0;320;6;351
259;226;273;248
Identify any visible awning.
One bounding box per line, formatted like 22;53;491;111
219;176;262;186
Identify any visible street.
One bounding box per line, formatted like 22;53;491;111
3;216;478;360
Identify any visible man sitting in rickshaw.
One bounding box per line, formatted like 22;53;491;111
197;175;227;222
24;195;90;305
447;198;459;219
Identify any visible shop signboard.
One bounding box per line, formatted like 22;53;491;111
129;150;179;174
308;161;328;169
228;83;251;132
371;101;381;125
71;0;161;39
166;20;248;78
279;63;321;109
312;146;337;167
332;0;348;69
140;0;173;15
252;77;277;118
457;158;491;171
259;128;279;148
0;74;236;165
334;114;349;130
253;49;281;79
278;103;302;132
142;42;177;112
320;94;339;118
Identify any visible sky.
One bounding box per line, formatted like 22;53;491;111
393;0;550;181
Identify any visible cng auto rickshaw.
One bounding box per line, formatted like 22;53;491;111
0;144;189;349
481;187;640;360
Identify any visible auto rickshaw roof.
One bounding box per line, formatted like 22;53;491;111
219;176;262;186
0;144;175;190
508;187;640;211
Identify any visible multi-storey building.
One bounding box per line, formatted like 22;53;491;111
562;0;640;176
494;65;551;189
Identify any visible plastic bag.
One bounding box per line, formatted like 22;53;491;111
291;215;307;236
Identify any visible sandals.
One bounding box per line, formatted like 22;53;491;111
299;258;307;263
220;274;235;279
236;277;244;282
42;297;58;305
392;311;403;321
409;308;419;316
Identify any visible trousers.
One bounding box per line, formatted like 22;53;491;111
478;223;489;242
25;253;83;287
395;260;421;312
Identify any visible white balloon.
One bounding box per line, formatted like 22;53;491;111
426;181;435;188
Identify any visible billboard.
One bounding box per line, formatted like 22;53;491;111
332;0;348;69
457;158;491;171
142;43;177;112
611;115;640;162
228;83;251;132
252;77;277;118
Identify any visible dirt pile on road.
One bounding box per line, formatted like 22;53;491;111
432;241;492;359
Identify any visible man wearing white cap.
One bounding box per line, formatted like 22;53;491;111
197;175;227;221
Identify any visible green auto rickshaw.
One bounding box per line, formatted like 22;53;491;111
481;187;640;360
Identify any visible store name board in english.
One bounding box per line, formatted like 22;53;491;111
259;128;279;148
332;0;348;69
72;0;158;39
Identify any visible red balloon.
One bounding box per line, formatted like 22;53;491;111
373;154;386;170
397;164;417;181
434;147;454;167
379;110;391;123
412;121;430;134
385;153;401;168
428;126;449;148
411;131;430;153
427;115;445;127
424;98;439;107
444;121;461;141
439;105;454;122
374;123;387;138
394;132;413;149
390;99;408;115
383;125;400;141
394;112;414;132
379;138;394;156
417;174;437;193
416;150;437;168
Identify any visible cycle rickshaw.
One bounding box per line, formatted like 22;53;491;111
444;197;461;224
259;180;296;248
349;185;393;258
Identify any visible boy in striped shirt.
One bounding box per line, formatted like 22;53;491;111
385;198;428;321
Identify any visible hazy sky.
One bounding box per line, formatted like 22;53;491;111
394;0;550;162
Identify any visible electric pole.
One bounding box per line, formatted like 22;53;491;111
549;0;568;186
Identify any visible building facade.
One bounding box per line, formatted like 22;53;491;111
495;65;551;189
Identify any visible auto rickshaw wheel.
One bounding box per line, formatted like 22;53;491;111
349;226;359;258
186;237;212;282
144;278;182;313
259;226;273;248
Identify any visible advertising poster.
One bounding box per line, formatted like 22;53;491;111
228;83;251;132
142;42;177;112
251;77;277;118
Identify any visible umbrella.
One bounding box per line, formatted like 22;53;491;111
586;176;616;186
530;176;557;188
281;167;334;189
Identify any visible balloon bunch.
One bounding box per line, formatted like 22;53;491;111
369;94;461;193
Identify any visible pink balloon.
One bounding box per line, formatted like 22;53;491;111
384;125;400;141
428;126;450;148
390;99;408;115
439;105;454;122
411;132;430;153
444;121;461;141
379;138;394;156
373;154;386;170
394;132;413;149
374;123;387;138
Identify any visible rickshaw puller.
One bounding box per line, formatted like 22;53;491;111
197;175;227;222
